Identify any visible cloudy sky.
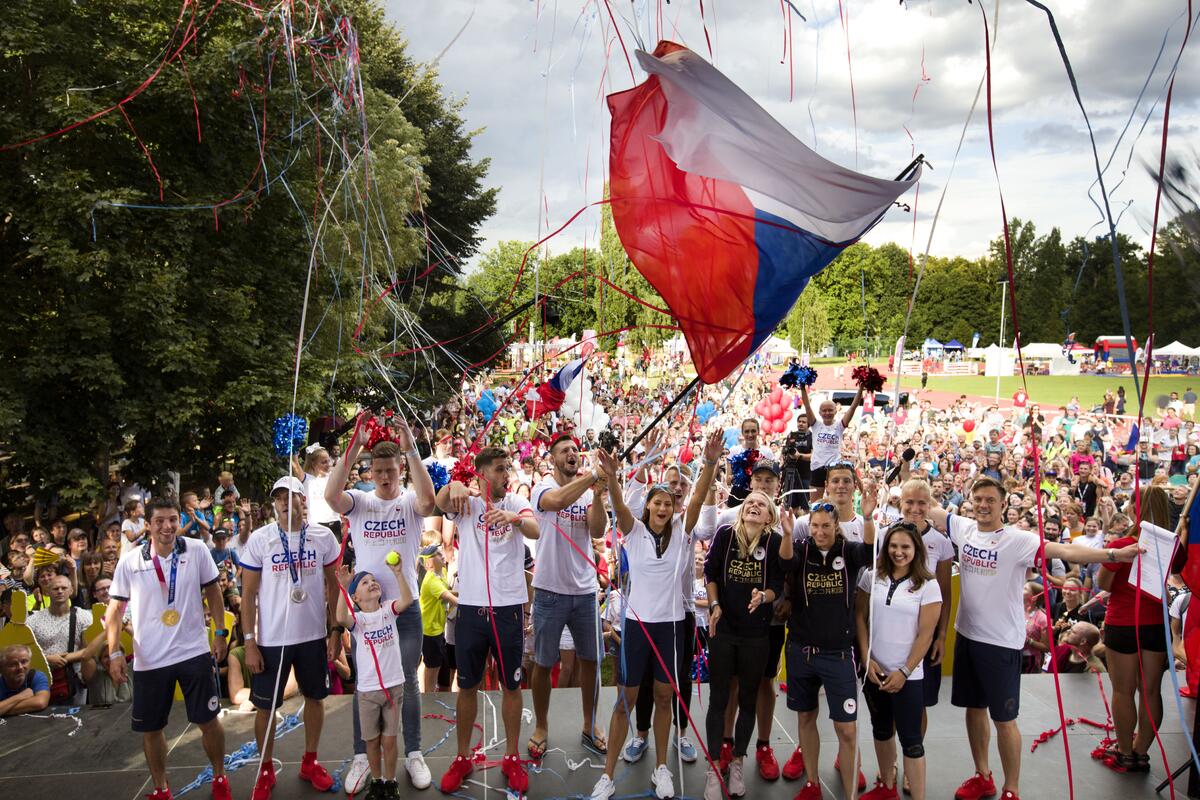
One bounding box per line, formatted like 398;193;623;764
382;0;1198;267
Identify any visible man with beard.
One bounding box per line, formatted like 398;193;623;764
528;434;610;760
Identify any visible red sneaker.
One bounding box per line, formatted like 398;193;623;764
756;744;780;781
781;746;805;781
210;775;232;800
440;755;474;793
954;772;997;800
251;765;276;800
298;757;334;792
861;778;900;800
832;754;867;790
501;754;529;794
146;789;173;800
719;741;734;771
792;781;823;800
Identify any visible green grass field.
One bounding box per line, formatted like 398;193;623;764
923;372;1196;409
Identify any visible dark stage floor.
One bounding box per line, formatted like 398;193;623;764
0;675;1195;799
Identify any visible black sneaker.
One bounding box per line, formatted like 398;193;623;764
363;779;383;800
385;779;402;798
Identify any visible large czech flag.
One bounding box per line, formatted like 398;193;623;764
608;41;920;384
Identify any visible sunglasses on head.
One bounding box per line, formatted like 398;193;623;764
811;502;836;513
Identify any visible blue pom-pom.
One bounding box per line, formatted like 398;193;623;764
272;414;308;458
779;364;817;389
426;462;450;492
728;449;758;491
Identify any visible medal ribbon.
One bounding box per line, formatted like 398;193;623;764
151;546;180;610
278;523;307;587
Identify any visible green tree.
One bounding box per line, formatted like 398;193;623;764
0;0;497;507
786;284;832;353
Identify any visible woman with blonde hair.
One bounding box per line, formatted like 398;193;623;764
700;489;787;799
291;445;343;538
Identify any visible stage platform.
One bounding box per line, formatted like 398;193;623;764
0;675;1195;799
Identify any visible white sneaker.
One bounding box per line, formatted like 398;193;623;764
591;773;616;800
406;751;431;789
344;753;371;795
728;758;745;796
704;769;723;800
651;764;675;799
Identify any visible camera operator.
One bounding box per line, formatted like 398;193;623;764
781;419;812;511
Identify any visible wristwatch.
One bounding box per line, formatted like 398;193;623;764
899;664;912;678
213;628;229;638
1106;550;1116;563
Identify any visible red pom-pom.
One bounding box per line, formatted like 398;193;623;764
851;366;885;393
363;414;398;449
450;454;477;485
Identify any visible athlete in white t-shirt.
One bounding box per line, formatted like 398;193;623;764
436;446;540;796
800;384;863;494
325;415;436;793
105;498;232;800
926;477;1138;800
529;434;609;761
589;439;716;800
240;477;342;799
854;520;943;800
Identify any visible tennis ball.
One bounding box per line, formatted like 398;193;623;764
385;551;400;566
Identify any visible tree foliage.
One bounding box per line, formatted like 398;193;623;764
0;0;497;506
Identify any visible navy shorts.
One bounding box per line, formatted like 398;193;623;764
533;589;600;666
951;635;1021;722
132;652;221;733
922;650;942;707
785;643;859;722
423;633;447;668
618;620;683;688
456;604;524;691
251;637;330;709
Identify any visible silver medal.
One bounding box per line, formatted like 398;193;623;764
290;586;307;603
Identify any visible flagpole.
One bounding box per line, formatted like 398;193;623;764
620;375;702;462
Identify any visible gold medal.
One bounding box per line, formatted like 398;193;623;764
161;609;180;626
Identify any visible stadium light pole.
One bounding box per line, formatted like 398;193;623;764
995;278;1008;405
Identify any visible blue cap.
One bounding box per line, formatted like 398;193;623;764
347;571;372;599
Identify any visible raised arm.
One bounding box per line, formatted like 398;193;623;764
326;413;369;515
587;485;609;539
842;386;865;428
389;554;415;614
596;449;634;535
395;417;435;516
686;430;724;534
334;565;356;629
800;385;816;426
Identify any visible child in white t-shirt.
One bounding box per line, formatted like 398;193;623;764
336;554;414;795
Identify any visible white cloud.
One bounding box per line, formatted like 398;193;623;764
382;0;1199;267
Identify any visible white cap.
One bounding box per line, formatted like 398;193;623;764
270;476;306;497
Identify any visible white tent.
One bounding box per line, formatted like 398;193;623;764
983;343;1016;377
760;336;798;357
1155;340;1195;358
1021;342;1064;359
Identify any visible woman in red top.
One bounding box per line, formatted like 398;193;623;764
1097;486;1177;773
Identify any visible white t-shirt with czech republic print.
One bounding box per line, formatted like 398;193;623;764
452;494;534;608
344;488;426;603
810;418;846;469
110;536;220;672
239;523;340;647
532;477;596;596
351;605;406;692
949;516;1041;650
